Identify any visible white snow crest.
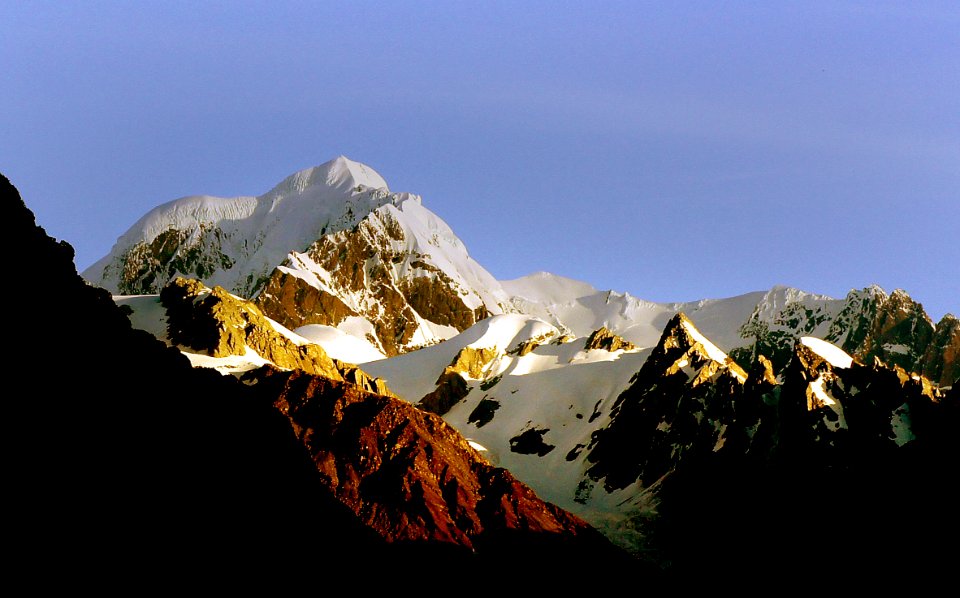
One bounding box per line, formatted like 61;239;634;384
681;319;728;363
800;336;854;369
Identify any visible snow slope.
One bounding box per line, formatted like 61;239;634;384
294;324;386;364
361;313;653;509
361;310;762;552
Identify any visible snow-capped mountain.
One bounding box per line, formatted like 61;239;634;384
84;156;957;383
71;156;958;576
84;156;511;356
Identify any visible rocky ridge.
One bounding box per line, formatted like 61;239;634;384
242;365;630;562
731;284;957;387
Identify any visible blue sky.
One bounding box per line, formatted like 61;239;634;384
2;1;957;320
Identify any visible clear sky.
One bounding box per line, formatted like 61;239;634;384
2;1;957;321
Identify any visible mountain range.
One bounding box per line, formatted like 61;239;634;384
7;157;957;585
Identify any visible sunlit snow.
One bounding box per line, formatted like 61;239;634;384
294;324;386;363
800;336;854;369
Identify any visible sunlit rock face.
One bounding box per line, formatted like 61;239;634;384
241;365;630;563
254;205;505;357
160;276;346;380
583;326;638;352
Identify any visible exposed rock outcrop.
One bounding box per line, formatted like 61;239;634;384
584;326;638;352
109;224;237;295
335;360;396;396
417;346;501;416
509;427;556;456
253;269;360;335
160;277;346;379
158;276;397;395
446;346;500;379
419;370;472;416
824;285;887;352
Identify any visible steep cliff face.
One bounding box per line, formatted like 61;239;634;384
923;314;959;387
730;286;873;372
824;285;887;352
729;285;956;389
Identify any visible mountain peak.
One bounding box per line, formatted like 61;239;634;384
271;156;389;196
663;313;735;363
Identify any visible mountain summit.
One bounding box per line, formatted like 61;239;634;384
281;155;390;193
83;157;511;355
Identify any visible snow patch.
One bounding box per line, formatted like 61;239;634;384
183;346;272;374
294;324;386;364
800;336;854;369
882;343;910;355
